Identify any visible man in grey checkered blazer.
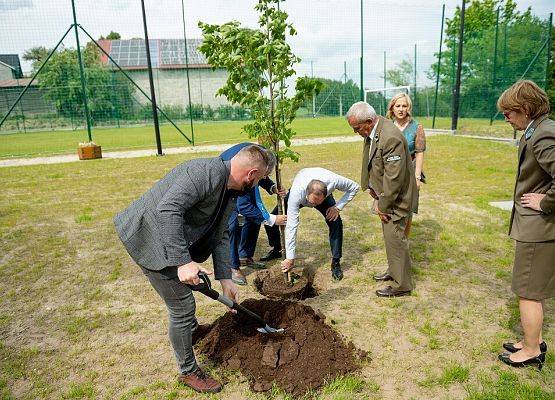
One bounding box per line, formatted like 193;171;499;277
114;145;272;393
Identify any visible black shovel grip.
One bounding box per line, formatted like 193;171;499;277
186;271;219;301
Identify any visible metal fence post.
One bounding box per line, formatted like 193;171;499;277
490;7;500;125
413;43;417;115
383;51;387;113
545;13;553;91
360;0;364;100
181;0;196;146
432;4;445;128
71;0;93;141
140;0;163;156
451;0;466;131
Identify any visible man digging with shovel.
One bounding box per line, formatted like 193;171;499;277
114;145;271;393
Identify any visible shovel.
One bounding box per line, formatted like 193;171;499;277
188;271;284;334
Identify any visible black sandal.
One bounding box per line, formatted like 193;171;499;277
503;341;547;354
498;351;545;371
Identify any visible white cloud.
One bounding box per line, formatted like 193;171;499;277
0;0;551;88
0;0;32;11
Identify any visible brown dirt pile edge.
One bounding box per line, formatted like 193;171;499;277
253;269;317;300
196;298;367;396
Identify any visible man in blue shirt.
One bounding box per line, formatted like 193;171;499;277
220;143;287;284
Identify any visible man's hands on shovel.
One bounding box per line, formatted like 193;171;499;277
178;261;210;285
219;279;239;312
178;262;239;311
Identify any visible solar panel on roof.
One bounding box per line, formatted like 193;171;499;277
106;39;207;69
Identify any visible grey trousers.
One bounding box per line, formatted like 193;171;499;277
382;216;414;291
141;266;199;374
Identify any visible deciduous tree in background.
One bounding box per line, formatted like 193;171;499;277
37;46;134;122
428;0;550;118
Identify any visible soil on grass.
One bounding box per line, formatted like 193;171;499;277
253;268;317;300
196;298;367;396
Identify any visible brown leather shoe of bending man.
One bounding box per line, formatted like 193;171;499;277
178;367;222;393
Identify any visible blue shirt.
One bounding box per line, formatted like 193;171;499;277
220;142;275;224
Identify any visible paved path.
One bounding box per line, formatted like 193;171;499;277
0;128;463;168
489;200;513;211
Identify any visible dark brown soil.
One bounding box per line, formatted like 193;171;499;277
196;298;367;396
253;269;317;300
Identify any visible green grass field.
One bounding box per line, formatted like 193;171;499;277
0;116;515;159
0;136;553;399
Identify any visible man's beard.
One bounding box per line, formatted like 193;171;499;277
228;178;255;197
242;178;255;192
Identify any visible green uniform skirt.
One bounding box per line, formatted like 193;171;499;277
511;240;555;300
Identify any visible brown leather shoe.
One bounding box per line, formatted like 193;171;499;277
178;367;222;393
231;269;247;285
239;257;266;269
374;272;393;281
376;286;411;297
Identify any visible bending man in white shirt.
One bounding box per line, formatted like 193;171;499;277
278;167;360;281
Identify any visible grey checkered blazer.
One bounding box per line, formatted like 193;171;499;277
114;157;234;280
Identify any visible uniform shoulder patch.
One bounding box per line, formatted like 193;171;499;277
525;127;535;140
385;155;401;162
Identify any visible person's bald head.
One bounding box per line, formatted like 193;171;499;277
229;145;272;192
306;179;328;206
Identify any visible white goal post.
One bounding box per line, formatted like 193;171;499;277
363;85;411;115
363;85;411;103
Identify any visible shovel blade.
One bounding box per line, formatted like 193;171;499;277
256;324;285;334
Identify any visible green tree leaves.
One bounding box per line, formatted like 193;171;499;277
37;46;134;122
198;0;321;166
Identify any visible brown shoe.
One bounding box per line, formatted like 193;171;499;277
374;272;393;281
178;367;222;393
231;269;247;285
240;257;266;269
376;286;411;297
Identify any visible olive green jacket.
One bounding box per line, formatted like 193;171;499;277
509;115;555;242
361;116;417;221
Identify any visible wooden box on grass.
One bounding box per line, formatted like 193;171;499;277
78;143;102;160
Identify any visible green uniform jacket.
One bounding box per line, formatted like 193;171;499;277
509;114;555;242
361;116;417;221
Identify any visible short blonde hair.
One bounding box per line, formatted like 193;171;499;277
497;80;550;119
386;93;413;119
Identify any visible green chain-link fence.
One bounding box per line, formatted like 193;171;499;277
0;0;552;157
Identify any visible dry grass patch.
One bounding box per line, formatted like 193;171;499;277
1;136;553;399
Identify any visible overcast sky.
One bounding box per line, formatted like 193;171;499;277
0;0;552;88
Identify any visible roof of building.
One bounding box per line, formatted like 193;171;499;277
0;78;35;88
98;39;212;70
0;55;23;78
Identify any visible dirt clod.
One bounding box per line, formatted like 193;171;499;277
196;298;366;396
254;269;317;300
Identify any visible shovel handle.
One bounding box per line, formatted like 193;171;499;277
187;272;270;328
187;271;219;301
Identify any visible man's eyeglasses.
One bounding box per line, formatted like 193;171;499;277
503;111;512;119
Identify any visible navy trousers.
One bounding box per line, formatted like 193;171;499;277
228;209;262;269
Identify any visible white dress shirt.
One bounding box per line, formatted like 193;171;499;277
285;167;360;259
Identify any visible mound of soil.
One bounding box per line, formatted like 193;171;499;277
196;298;366;396
253;269;317;300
